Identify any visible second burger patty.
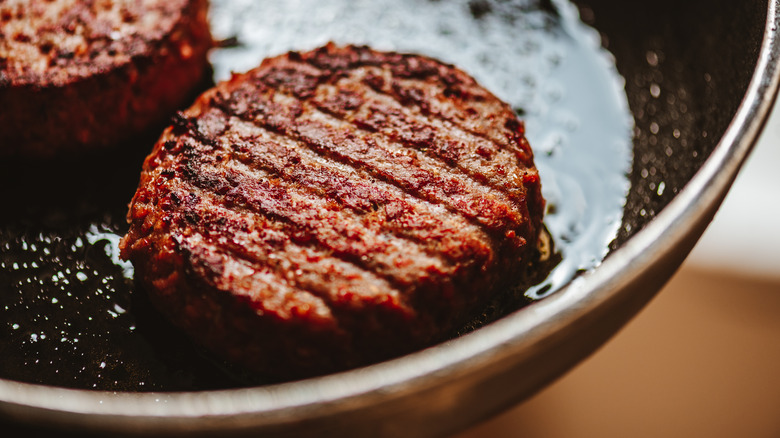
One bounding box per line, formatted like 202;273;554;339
120;43;546;380
0;0;212;157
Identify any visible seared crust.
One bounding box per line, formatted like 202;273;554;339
0;0;212;157
120;44;545;380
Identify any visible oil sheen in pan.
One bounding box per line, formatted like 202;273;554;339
0;0;632;391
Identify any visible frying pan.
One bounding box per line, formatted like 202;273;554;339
1;0;778;436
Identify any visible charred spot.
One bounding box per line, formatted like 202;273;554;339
159;192;182;211
476;145;495;160
183;210;201;225
306;45;359;71
12;33;31;43
287;50;302;62
391;56;440;79
171;112;197;135
392;82;429;111
171;112;220;148
288;100;304;118
362;73;386;92
265;179;292;202
56;49;75;60
504;117;524;134
355;108;388;132
179;141;200;159
440;178;465;196
178;155;203;184
120;8;137;23
213;90;253;119
223;90;295;133
38;42;54;55
160;169;176;179
324;70;350;86
319;89;365;116
443;84;483;103
225;172;242;188
229;139;250;155
442;86;463;99
356;45;396;67
207;174;232;196
434;140;462;165
258;66;322;99
439;70;463;87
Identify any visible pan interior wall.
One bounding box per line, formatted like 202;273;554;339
574;0;765;250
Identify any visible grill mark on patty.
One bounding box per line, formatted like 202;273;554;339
212;84;530;244
243;58;539;214
171;194;415;321
172;138;456;292
168;109;496;269
210;110;498;264
363;70;533;157
288;50;534;164
224;158;457;275
179;233;339;326
238;55;540;237
295;109;531;242
311;76;538;206
227;155;491;273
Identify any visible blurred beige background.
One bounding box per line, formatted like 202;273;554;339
455;102;780;437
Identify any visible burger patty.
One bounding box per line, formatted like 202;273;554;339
0;0;212;157
120;43;546;380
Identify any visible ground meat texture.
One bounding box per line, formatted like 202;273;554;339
119;43;546;380
0;0;212;157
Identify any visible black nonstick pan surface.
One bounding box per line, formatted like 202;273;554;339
0;0;777;436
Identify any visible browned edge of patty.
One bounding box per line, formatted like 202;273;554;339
0;0;213;157
120;43;546;380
